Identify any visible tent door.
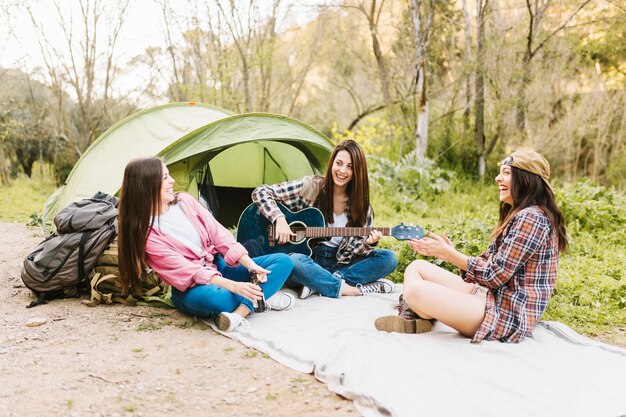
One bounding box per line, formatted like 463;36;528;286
197;166;219;218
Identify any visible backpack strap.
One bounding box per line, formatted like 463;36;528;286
26;289;66;308
77;230;93;286
26;293;49;308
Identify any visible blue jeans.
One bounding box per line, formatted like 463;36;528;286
288;245;397;298
171;253;293;317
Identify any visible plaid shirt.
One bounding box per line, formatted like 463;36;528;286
463;205;559;343
251;176;376;265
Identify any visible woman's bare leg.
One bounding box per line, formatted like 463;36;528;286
404;259;474;292
341;282;362;296
401;260;485;336
403;280;485;337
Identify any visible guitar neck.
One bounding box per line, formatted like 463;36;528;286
294;226;391;238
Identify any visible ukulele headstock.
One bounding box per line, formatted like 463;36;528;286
391;223;425;241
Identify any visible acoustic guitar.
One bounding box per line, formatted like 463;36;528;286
236;202;425;257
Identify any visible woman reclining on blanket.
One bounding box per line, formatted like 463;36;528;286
375;150;568;343
117;156;294;332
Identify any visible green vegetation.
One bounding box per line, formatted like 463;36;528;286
175;318;207;330
0;166;56;224
136;320;173;332
243;349;258;359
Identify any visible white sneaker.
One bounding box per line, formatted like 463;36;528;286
357;278;395;295
265;291;296;311
298;285;316;299
215;312;249;332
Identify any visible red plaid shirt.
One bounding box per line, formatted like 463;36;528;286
463;206;559;343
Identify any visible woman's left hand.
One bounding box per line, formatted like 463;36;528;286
365;230;382;245
249;265;270;283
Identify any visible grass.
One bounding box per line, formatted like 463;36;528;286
136;320;173;331
0;166;57;224
243;349;258;359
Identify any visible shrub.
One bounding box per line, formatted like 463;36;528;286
557;179;626;239
370;152;455;199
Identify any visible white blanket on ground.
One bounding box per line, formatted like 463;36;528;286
204;290;626;417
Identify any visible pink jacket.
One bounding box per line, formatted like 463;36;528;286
145;193;248;292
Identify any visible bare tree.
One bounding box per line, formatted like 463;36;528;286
408;0;433;162
27;0;130;156
474;0;488;178
159;0;185;101
197;0;281;112
0;108;11;185
216;0;251;111
344;0;393;105
461;0;472;136
515;0;591;132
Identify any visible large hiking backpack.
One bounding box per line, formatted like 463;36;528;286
21;192;118;308
83;238;172;308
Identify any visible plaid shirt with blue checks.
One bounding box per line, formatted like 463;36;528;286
463;205;559;343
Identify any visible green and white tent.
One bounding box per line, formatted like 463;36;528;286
43;102;334;230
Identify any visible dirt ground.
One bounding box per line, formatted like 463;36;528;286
0;222;356;417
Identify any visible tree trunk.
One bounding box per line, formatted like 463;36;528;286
409;0;432;163
416;63;429;162
242;60;252;112
0;145;9;185
474;0;487;178
515;43;532;132
478;154;486;178
461;0;472;137
258;1;280;112
367;0;392;105
515;0;591;134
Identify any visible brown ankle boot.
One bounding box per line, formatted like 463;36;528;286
395;294;420;320
374;315;432;333
375;294;432;334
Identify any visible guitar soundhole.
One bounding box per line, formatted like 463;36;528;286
288;221;307;244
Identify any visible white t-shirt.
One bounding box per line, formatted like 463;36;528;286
321;212;349;248
153;204;203;256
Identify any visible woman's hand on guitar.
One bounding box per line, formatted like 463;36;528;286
275;216;296;245
365;230;383;245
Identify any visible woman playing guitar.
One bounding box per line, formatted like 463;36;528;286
252;139;398;299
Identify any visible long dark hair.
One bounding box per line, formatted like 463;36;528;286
317;139;370;226
118;156;164;293
493;167;568;252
